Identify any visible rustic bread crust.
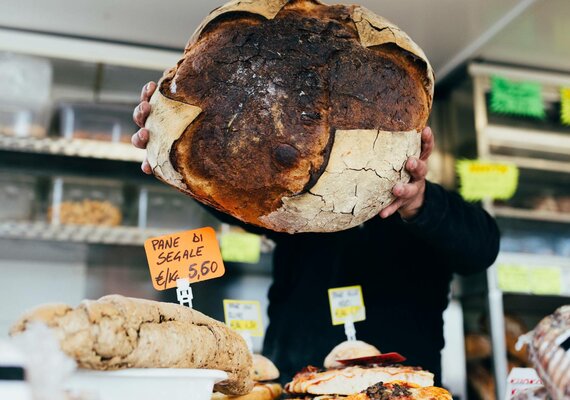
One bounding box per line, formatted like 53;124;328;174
146;0;434;233
212;383;283;400
10;295;254;396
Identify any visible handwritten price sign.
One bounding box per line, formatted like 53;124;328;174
223;300;264;337
457;160;519;201
328;285;366;326
144;227;225;291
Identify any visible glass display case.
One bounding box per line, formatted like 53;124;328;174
0;172;37;222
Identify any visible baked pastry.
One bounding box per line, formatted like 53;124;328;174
285;366;434;395
252;354;280;381
324;340;381;369
145;0;434;233
10;295;254;395
464;333;492;361
346;381;451;400
527;305;570;400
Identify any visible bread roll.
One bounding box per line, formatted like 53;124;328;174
145;0;434;233
10;295;254;395
324;340;381;369
252;354;280;381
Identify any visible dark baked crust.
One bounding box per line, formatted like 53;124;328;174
151;0;432;229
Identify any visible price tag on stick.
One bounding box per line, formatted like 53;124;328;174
144;227;225;291
328;285;365;341
223;300;264;338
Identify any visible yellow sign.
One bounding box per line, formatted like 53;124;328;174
221;232;261;264
223;299;264;337
328;285;366;326
456;160;519;201
561;88;570;126
530;267;562;295
497;264;530;293
498;265;563;295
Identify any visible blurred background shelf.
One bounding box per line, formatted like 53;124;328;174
0;135;145;162
494;206;570;224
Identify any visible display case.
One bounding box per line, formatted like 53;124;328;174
48;176;125;227
138;185;221;231
56;102;137;143
0;104;48;138
0;173;37;222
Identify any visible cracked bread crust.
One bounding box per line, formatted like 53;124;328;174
10;295;254;396
145;0;433;233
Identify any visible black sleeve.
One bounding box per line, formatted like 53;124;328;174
403;181;500;276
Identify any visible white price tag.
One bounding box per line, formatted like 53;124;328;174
328;285;366;326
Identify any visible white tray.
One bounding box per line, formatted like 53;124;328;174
66;368;228;400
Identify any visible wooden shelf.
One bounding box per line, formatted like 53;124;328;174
493;206;570;224
0;135;145;162
485;124;570;156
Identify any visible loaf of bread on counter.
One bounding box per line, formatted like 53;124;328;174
10;295;254;395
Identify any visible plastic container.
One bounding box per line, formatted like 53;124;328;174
66;369;227;400
0;105;48;138
49;177;124;226
57;102;137;143
138;186;220;231
0;173;36;222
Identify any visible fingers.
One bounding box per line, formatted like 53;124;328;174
131;128;149;149
141;159;152;175
133;101;151;128
392;182;419;200
406;157;428;181
380;198;404;219
140;81;157;102
420;126;434;161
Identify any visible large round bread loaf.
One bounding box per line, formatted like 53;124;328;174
146;0;434;233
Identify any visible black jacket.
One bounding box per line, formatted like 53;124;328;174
215;181;499;386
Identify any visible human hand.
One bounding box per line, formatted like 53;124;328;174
131;81;158;174
379;126;434;220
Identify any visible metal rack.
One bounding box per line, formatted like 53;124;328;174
0;135;145;162
469;62;570;399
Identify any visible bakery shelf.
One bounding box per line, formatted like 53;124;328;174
485;124;570;156
0;135;145;162
0;221;164;245
0;221;276;253
493;206;570;224
487;154;570;174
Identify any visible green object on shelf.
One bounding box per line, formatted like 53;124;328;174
561;88;570;126
221;232;261;264
490;76;545;119
530;267;562;295
456;160;519;201
498;264;530;293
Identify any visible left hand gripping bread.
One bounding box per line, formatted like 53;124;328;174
9;295;255;395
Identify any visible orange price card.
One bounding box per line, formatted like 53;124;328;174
144;227;225;291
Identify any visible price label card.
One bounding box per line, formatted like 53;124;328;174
530;267;562;295
223;300;264;337
221;232;261;264
498;264;530;293
328;285;366;326
457;160;519;201
144;227;225;291
561;88;570;126
490;75;545;119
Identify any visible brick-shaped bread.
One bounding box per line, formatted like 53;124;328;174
145;0;434;233
10;295;254;395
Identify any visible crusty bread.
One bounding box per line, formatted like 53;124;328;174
10;295;254;396
252;354;280;381
323;340;381;369
145;0;434;233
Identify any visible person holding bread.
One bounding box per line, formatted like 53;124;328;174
131;79;499;386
